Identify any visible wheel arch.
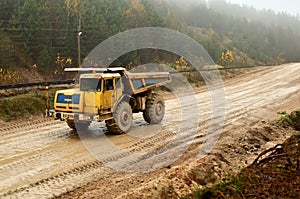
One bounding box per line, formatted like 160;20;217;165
112;94;132;113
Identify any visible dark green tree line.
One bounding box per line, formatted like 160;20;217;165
0;0;164;73
1;0;300;77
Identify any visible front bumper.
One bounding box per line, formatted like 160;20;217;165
54;111;99;122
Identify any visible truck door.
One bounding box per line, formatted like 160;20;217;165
114;77;122;105
103;78;114;110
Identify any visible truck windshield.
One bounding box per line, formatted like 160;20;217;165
80;78;102;91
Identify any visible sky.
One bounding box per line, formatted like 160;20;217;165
225;0;300;16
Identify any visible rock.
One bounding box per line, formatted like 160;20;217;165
295;121;300;131
289;110;300;131
254;143;261;149
242;144;250;151
234;149;240;154
289;111;299;123
264;126;274;133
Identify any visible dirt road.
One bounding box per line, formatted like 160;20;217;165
1;63;299;198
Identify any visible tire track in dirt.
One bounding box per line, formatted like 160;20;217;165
0;125;70;162
0;118;57;136
0;128;178;197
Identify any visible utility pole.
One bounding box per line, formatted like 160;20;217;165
77;9;82;67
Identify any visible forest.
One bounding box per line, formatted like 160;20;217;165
0;0;300;83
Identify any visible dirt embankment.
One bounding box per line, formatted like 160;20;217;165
187;136;300;198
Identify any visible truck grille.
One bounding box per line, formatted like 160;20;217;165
56;94;80;104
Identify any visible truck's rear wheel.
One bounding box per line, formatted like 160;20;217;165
106;101;133;134
67;120;90;131
143;94;165;124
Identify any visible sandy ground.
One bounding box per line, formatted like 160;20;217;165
0;63;299;198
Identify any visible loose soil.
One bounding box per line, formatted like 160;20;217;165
187;133;300;199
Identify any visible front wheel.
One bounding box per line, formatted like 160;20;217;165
66;120;90;131
143;94;165;124
106;101;133;134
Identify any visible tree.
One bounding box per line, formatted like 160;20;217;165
219;50;234;66
0;31;14;68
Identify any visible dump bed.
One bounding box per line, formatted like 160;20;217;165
124;71;171;95
64;67;171;95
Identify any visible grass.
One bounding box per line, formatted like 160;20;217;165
277;111;287;115
0;94;46;122
278;110;300;130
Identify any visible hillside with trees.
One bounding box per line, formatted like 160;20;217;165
160;0;300;64
0;0;300;84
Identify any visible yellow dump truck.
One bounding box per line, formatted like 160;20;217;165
52;67;171;134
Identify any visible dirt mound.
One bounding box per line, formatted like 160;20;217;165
185;133;300;199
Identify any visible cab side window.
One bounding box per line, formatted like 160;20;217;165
105;79;114;91
115;78;121;89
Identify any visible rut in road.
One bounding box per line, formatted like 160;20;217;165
0;64;299;198
0;118;57;137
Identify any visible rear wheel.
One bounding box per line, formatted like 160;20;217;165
143;94;165;124
106;101;133;134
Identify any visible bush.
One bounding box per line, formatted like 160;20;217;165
278;110;300;131
0;94;45;122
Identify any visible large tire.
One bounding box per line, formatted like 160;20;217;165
106;101;133;134
66;120;90;131
143;94;165;124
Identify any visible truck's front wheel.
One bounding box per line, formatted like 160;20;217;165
106;101;133;134
143;94;165;124
67;120;90;131
67;120;76;130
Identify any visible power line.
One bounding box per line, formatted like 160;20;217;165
10;37;71;41
0;19;69;23
0;28;77;31
0;79;75;90
0;27;109;31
